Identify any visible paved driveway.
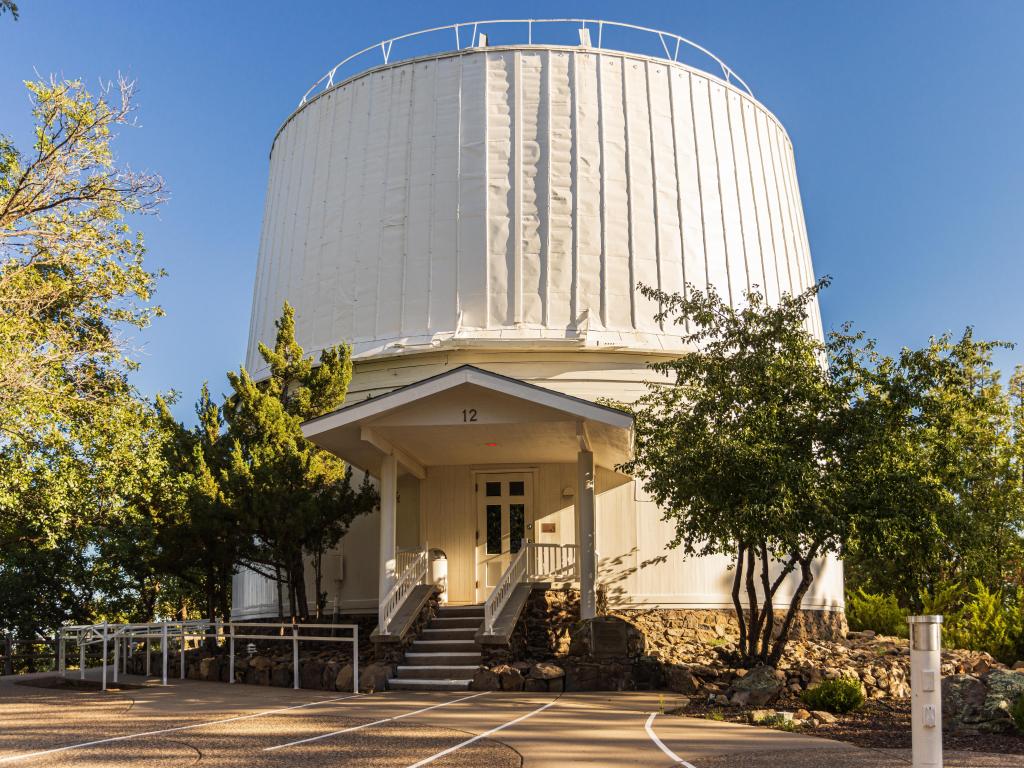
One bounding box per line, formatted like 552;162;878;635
0;673;1015;767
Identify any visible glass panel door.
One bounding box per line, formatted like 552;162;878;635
475;472;532;602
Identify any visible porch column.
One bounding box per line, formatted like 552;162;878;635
577;449;597;620
378;454;398;607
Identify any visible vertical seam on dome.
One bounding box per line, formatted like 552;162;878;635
706;81;733;308
427;60;439;334
666;66;686;335
542;50;552;329
597;52;608;328
741;99;768;302
753;109;781;304
644;60;664;331
513;51;524;325
687;73;710;298
766;121;794;299
568;51;580;332
725;91;751;298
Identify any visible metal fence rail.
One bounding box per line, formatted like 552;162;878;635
300;18;752;106
56;620;359;693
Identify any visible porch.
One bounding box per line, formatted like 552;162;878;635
300;365;634;640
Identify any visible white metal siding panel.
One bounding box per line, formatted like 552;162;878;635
730;93;765;298
691;75;729;300
599;56;632;330
519;51;546;326
669;70;706;310
403;62;437;337
647;63;684;305
744;100;779;304
709;80;745;305
486;52;514;328
458;55;488;329
624;60;658;333
547;51;574;328
377;66;413;340
309;91;337;354
756;108;791;299
573;51;603;328
430;58;460;334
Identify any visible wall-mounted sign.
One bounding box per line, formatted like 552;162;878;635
541;522;556;533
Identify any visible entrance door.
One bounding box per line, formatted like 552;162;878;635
476;473;533;603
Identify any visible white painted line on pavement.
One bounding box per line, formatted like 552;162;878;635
264;691;491;751
405;698;558;768
645;713;697;767
0;693;363;764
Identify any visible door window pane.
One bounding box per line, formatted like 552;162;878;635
508;480;525;496
486;505;502;554
509;504;525;553
485;481;502;497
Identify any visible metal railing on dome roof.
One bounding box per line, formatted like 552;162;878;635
300;19;752;106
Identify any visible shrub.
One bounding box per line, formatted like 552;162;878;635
1012;694;1024;734
845;589;906;637
922;581;1023;665
801;678;865;714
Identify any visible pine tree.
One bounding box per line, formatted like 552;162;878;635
223;302;377;620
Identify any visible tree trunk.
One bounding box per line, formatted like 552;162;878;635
758;542;775;657
731;542;748;656
767;553;816;667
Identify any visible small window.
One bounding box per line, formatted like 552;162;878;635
509;504;525;552
485;481;501;497
508;480;525;496
486;505;502;554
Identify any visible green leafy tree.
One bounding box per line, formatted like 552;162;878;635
622;279;859;665
223;302;377;620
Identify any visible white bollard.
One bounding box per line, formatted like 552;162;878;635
229;623;235;684
908;615;943;768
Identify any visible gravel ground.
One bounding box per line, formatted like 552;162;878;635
675;697;1024;756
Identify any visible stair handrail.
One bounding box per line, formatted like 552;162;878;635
379;548;428;636
483;544;531;634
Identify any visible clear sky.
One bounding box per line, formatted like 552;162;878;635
2;1;1022;422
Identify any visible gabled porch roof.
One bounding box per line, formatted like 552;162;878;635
300;365;634;477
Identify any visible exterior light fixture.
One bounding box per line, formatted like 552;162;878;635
485;442;498;447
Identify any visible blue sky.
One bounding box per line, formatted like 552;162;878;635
2;1;1022;421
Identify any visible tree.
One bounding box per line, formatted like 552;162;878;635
223;302;377;620
623;279;863;665
0;77;166;643
0;2;18;20
841;330;1024;606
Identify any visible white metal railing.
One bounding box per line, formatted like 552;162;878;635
483;542;583;634
300;19;752;106
56;619;359;693
379;548;428;636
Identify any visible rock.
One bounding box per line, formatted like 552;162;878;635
549;677;564;693
335;663;354;692
359;662;392;693
300;659;324;690
470;667;500;691
251;655;273;671
494;664;525;692
811;710;838;724
665;667;701;695
794;708;811;720
978;670;1024;733
749;709;777;724
271;665;292;687
1011;661;1024;670
525;677;548;692
199;656;220;681
530;662;565;680
728;665;783;706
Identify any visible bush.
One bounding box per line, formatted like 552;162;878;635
846;589;906;637
801;678;865;714
922;581;1023;665
1012;694;1024;734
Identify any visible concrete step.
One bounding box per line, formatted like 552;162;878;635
395;665;478;680
421;627;477;641
410;639;479;653
388;678;471;692
428;616;481;629
436;604;485;618
405;651;482;666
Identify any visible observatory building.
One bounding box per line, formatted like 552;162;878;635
234;20;843;673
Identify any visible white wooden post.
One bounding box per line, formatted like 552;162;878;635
292;624;300;690
58;630;65;677
113;633;119;684
577;448;597;620
352;625;359;694
161;623;168;686
79;634;85;680
378;454;398;630
229;623;235;684
101;623;108;691
145;630;151;677
180;623;186;680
